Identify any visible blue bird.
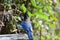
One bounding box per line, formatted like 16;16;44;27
21;13;33;40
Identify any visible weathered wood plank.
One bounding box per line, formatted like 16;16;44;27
0;34;28;40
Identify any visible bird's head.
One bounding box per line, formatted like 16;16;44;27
23;12;29;21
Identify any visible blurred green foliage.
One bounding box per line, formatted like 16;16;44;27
0;0;60;40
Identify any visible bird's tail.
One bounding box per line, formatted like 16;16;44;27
28;31;33;40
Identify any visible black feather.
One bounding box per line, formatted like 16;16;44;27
24;12;29;21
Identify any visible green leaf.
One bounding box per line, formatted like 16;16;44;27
38;13;49;21
49;23;56;29
55;29;60;35
31;0;36;7
28;11;33;17
43;14;49;20
46;34;51;39
13;16;18;22
41;36;45;40
21;4;26;13
34;35;37;40
49;10;54;15
46;6;52;10
31;0;41;8
39;9;43;14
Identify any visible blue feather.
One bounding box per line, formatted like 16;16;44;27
21;21;33;40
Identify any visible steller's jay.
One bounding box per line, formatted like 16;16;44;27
21;13;33;40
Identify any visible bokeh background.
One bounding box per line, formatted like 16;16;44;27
0;0;60;40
